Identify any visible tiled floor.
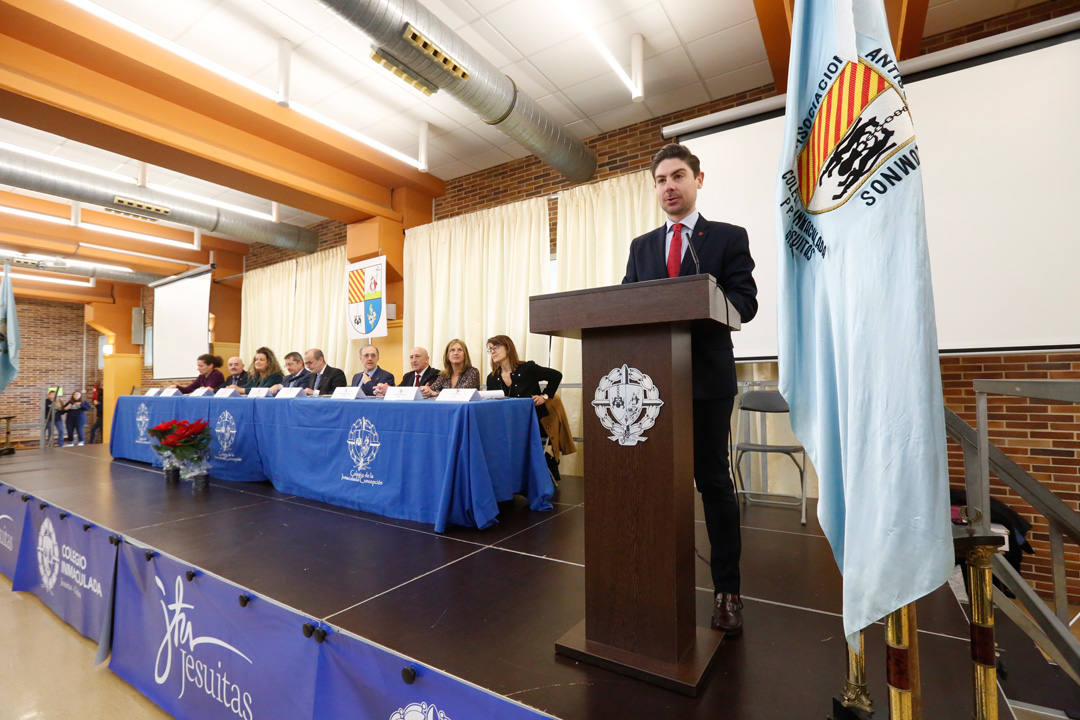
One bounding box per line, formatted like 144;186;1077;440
0;445;1074;718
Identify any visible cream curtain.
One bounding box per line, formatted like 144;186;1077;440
550;170;664;474
239;246;363;378
403;197;549;378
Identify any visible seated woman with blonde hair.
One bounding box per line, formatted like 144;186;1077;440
421;338;481;397
234;347;284;394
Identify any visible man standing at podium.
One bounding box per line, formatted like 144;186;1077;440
623;143;758;635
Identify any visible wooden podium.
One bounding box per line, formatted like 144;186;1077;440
530;274;741;696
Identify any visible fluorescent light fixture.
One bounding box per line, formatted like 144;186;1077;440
63;0;275;103
79;242;203;267
145;183;274;221
10;271;95;287
554;0;639;97
291;103;423;169
63;0;424;170
0;204;69;225
24;253;133;273
0;141;133;183
80;222;196;250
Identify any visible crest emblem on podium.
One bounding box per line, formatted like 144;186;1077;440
346;417;381;473
592;364;664;446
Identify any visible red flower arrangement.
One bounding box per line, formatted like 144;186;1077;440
148;418;211;468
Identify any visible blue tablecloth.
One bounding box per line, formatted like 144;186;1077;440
110;396;553;531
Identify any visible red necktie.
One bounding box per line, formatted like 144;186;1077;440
667;222;683;278
414;372;421;387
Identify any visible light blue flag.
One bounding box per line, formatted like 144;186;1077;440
0;264;19;392
775;0;953;642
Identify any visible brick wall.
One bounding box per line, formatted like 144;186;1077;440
0;297;103;444
943;354;1080;600
919;0;1080;55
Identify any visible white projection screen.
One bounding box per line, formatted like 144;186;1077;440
152;270;212;379
681;35;1080;359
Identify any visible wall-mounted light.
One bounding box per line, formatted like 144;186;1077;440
102;343;115;356
9;271;96;287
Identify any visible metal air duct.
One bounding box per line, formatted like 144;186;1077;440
4;254;164;285
0;150;319;252
317;0;598;183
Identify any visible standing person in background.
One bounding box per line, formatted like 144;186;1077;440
177;354;225;394
43;389;64;447
62;390;91;446
423;339;481;396
88;385;104;444
622;142;758;635
485;335;562;422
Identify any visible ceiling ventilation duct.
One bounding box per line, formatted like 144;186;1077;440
318;0;598;183
3;255;164;285
0;150;319;253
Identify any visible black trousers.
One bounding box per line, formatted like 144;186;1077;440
693;397;740;594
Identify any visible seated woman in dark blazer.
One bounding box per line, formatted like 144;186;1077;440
236;347;284;394
484;334;562;421
177;354;225;394
423;338;481;397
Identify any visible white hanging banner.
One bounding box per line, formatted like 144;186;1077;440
345;256;388;339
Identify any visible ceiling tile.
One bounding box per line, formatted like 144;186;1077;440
562;73;638;117
173;5;281;79
685;19;767;80
497;141;533;160
500;59;557;100
642;81;710;117
424;91;484;125
642;45;700;92
461;0;515;15
310;82;398;129
463;120;512;147
455;18;522;69
430;159;475;180
469;146;515;171
417;0;479;30
535;92;586;125
528;35;610;90
484;0;576;57
703;60;773;101
430;126;496;158
563;118;601;141
590;101;653;133
594;2;682;58
94;0;216;41
658;0;757;45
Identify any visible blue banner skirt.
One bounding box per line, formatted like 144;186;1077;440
313;626;554;720
110;543;320;720
11;503;117;644
0;483;28;579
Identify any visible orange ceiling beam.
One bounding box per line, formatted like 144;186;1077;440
753;0;929;94
0;0;444;224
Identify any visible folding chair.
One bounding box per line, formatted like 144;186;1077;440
733;389;807;525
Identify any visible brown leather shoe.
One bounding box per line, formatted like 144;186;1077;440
711;593;743;635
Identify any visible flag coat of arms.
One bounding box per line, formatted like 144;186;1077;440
775;0;953;642
345;256;388;339
0;264;19;392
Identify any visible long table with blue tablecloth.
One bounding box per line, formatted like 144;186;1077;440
110;395;553;532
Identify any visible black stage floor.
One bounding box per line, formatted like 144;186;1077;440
3;445;1075;718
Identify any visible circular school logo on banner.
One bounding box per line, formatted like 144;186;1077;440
793;59;916;214
591;364;664;446
215;411;237;453
390;702;450;720
37;517;60;593
347;417;381;471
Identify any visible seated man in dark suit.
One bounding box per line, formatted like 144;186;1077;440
351;344;394;396
399;346;439;390
269;351;312;394
224;356;249;388
303;348;347;396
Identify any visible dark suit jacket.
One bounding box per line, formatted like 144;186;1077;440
401;366;440;388
225;371;249;388
307;366;347;395
281;368;313;388
486;361;563;419
622;214;757;399
351;366;395;396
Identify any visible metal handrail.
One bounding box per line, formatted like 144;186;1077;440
946;379;1080;686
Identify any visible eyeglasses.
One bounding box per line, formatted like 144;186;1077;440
486;345;502;354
